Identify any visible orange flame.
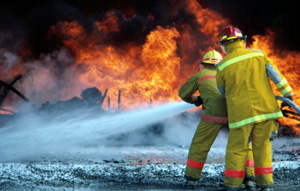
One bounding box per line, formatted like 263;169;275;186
2;0;299;134
52;20;183;109
47;0;229;110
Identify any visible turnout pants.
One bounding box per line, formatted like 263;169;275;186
224;120;278;190
185;120;254;181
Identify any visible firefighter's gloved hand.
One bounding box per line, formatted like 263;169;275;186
281;96;293;108
194;96;203;107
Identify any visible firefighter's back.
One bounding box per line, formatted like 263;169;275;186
219;47;281;127
198;67;227;118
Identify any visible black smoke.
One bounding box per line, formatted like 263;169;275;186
1;0;299;60
0;0;196;59
199;0;300;51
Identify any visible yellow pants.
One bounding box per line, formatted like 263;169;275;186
224;120;278;189
185;120;254;181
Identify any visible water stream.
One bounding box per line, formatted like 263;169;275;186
0;102;194;161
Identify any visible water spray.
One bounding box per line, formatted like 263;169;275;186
0;102;194;161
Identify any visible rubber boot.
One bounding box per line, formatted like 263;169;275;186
260;188;273;191
184;180;197;189
243;178;256;191
217;184;233;191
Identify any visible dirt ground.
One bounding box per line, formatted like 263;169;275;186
0;109;299;191
0;137;299;191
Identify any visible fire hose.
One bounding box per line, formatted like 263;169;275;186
276;95;300;121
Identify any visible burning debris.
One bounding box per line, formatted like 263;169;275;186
0;75;112;126
0;74;31;112
39;87;109;113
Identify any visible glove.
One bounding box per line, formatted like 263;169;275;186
194;96;203;107
281;96;293;108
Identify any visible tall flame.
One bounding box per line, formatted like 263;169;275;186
1;0;299;134
46;0;229;110
51;21;182;109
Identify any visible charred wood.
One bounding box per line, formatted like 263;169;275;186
0;74;25;108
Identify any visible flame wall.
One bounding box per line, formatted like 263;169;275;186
0;0;300;134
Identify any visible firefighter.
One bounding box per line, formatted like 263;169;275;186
179;50;255;190
216;26;294;191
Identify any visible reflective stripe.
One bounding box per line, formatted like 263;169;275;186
229;111;283;129
255;167;273;175
187;159;204;169
249;49;262;53
198;75;216;83
280;86;292;95
227;36;237;40
203;58;220;62
222;35;227;40
225;169;245;178
276;78;287;89
218;52;263;71
246;160;254;167
218;86;225;96
202;114;228;124
266;64;282;84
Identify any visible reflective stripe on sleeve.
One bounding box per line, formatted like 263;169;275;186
255;167;273;175
202;114;228;124
229;111;283;129
246;160;254;167
280;86;292;96
187;159;204;169
266;64;282;84
275;78;287;89
218;52;263;71
218;85;225;96
198;75;216;83
225;169;245;178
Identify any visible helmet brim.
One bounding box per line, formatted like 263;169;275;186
199;61;217;65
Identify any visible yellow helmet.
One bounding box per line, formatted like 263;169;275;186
200;50;222;64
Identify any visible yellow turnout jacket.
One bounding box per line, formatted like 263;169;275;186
216;40;293;129
179;66;227;123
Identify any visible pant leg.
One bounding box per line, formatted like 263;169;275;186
252;120;278;188
245;144;255;180
224;124;253;189
185;120;224;180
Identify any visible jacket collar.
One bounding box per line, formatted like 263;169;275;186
225;40;245;53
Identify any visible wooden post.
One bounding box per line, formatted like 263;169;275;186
118;90;121;111
149;99;152;108
99;88;108;108
108;96;110;111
